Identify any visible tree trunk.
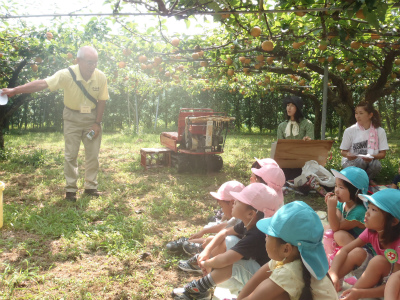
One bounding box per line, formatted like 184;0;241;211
394;95;398;131
0;124;4;149
379;98;392;133
312;97;322;140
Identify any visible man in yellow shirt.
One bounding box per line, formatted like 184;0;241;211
1;46;109;201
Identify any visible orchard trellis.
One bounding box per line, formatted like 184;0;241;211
1;0;400;148
115;0;400;136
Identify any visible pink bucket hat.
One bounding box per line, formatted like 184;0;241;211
210;180;246;201
251;164;285;205
254;157;279;167
251;164;285;190
230;183;281;218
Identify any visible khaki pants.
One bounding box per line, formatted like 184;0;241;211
63;107;102;192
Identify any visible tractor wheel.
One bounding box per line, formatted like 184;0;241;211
191;155;208;173
206;155;223;172
171;153;190;173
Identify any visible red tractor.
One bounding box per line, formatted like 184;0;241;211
160;108;235;172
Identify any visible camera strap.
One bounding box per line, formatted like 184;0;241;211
68;67;97;108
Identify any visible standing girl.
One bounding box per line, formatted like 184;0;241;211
237;201;338;300
340;101;389;181
325;167;369;247
329;189;400;300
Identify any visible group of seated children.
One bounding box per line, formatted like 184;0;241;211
169;158;400;300
166;158;285;256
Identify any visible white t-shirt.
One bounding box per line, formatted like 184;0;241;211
340;124;389;156
268;259;338;300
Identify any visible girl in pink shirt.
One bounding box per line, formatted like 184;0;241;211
329;189;400;300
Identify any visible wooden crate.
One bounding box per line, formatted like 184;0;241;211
140;148;173;170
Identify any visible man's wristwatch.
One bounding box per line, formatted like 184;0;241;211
95;122;102;126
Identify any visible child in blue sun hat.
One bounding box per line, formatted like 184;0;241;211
329;189;400;299
324;167;370;258
237;201;338;300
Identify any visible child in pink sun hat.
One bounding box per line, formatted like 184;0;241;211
254;157;279;167
251;161;286;206
180;180;246;256
167;180;245;256
172;183;281;300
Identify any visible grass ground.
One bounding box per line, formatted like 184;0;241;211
0;132;398;299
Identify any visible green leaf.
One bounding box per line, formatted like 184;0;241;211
376;3;388;22
365;11;380;31
365;0;375;10
216;49;221;60
353;2;362;13
281;22;290;30
184;19;190;29
313;28;322;36
146;27;155;34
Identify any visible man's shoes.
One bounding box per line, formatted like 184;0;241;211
166;237;188;253
178;254;202;274
182;241;203;256
84;189;102;197
65;192;77;202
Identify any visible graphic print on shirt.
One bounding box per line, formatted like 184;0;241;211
352;140;368;154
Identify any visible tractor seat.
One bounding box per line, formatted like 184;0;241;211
161;132;179;141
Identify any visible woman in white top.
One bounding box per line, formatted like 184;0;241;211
340;101;389;181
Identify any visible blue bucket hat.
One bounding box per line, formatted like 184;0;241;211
331;167;369;195
358;189;400;220
256;201;328;280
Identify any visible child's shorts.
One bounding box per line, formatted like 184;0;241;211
225;235;261;286
352;249;394;283
352;248;374;279
381;264;395;284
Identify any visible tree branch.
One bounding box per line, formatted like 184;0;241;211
151;0;168;15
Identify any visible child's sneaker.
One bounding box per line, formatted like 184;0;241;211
183;241;203;256
178;254;202;274
172;289;212;300
166;237;188;253
172;281;213;300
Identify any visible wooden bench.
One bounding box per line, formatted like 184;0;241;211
140;148;173;170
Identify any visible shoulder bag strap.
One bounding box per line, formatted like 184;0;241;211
67;67;97;107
